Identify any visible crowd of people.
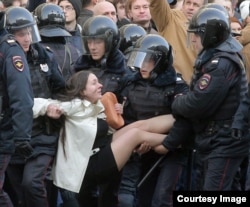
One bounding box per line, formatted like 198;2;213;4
0;0;250;207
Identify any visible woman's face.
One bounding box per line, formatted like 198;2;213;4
140;58;155;79
87;39;106;62
82;73;103;103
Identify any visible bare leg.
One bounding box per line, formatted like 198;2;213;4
111;128;167;170
113;114;175;140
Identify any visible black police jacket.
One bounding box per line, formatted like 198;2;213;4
121;65;188;124
172;48;250;158
28;43;65;159
0;29;33;154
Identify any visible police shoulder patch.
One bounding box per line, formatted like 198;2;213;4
198;74;211;90
12;56;24;71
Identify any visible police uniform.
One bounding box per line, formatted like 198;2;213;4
0;29;33;207
119;64;190;207
40;36;81;81
6;42;66;207
172;45;250;190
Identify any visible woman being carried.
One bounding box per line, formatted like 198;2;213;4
33;70;173;206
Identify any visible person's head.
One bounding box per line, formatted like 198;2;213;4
65;70;103;103
2;0;21;8
46;0;58;4
239;0;250;23
230;16;242;40
0;1;4;11
58;0;82;21
82;15;120;62
127;34;172;80
187;7;230;53
119;23;146;56
201;3;230;19
93;1;117;23
5;6;41;52
21;0;28;7
181;0;205;21
113;0;128;20
126;0;151;27
209;0;234;17
34;3;71;37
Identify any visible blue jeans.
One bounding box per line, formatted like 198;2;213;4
0;154;13;207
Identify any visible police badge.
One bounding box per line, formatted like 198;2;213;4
40;64;49;72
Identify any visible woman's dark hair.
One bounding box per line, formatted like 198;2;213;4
58;70;92;102
58;70;92;159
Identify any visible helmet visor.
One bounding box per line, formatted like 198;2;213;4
12;24;41;43
127;50;157;70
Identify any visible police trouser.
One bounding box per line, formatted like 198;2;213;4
118;153;141;207
22;154;53;207
0;154;13;207
203;156;246;190
138;151;186;207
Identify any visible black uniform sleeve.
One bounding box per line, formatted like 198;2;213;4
172;59;235;119
162;117;194;151
5;44;33;142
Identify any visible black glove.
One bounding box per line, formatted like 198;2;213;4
15;141;34;158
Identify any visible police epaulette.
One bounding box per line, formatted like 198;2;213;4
45;46;52;52
6;39;16;44
211;58;220;65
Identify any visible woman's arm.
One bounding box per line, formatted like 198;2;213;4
33;98;60;118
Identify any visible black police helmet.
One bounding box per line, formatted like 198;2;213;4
5;6;41;43
127;34;171;75
188;8;230;49
119;24;146;54
82;15;120;56
33;3;70;37
35;3;65;27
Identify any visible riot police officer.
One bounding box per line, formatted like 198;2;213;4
4;6;66;207
0;10;33;207
170;8;250;190
34;3;81;81
119;34;190;207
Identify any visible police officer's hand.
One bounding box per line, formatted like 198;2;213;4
153;145;169;155
15;141;33;158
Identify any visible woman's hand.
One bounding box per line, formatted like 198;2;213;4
153;145;169;155
46;104;63;119
115;103;123;115
134;142;151;155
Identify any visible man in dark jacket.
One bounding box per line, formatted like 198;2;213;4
3;7;66;207
163;7;250;191
0;11;33;207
